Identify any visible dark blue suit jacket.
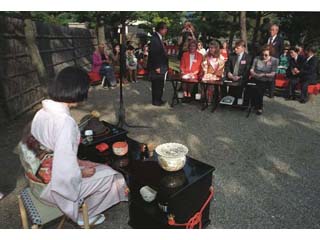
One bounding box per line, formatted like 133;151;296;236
147;32;168;74
267;35;284;59
286;55;305;80
300;56;319;83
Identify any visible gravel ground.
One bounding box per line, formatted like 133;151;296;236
1;79;320;229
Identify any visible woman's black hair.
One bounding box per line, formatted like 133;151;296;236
48;66;90;103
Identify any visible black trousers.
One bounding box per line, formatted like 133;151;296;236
221;83;244;104
149;71;165;104
288;77;300;98
253;81;268;109
221;82;243;97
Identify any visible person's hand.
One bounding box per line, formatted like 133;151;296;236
256;73;264;78
155;68;161;74
81;167;96;178
78;159;98;168
233;76;241;81
227;72;234;80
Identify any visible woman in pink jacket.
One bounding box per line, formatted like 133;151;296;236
92;43;117;88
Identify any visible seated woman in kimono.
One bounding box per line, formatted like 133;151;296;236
19;67;128;226
180;39;203;98
201;40;225;102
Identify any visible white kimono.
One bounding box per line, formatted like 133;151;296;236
30;99;128;222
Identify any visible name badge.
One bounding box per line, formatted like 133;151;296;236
193;59;197;63
240;60;246;64
267;61;272;66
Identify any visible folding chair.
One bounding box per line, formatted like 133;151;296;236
18;187;90;229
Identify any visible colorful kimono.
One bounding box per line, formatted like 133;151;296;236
201;55;225;81
22;100;128;222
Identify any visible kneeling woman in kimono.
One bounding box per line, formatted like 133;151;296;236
29;67;128;225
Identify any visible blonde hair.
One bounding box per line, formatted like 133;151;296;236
207;41;221;58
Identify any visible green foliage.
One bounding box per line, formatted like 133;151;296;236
135;11;186;38
193;12;237;38
4;11;320;50
278;12;320;47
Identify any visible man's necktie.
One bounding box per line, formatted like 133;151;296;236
233;54;241;76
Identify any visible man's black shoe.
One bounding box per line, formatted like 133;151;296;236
152;102;161;106
299;99;307;104
285;96;295;101
152;100;166;106
159;100;167;106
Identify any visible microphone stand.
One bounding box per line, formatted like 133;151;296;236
116;21;149;129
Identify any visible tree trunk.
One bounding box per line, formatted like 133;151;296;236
252;11;262;46
251;11;262;56
228;13;238;47
96;14;106;44
240;11;248;49
23;13;47;95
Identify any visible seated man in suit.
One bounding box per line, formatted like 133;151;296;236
222;40;252;106
299;46;319;103
286;47;305;100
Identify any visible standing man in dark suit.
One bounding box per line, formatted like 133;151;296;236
299;46;319;103
147;22;169;106
266;24;284;98
286;47;305;100
223;40;252;106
